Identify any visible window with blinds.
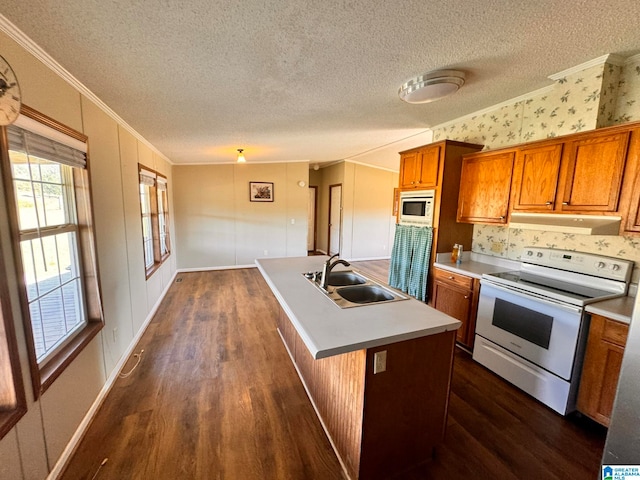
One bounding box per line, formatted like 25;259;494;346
139;167;156;270
2;106;103;397
139;165;171;277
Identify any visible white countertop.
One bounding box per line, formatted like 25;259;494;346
586;296;636;324
256;256;461;359
433;252;521;279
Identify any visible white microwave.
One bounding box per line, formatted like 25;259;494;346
399;190;435;226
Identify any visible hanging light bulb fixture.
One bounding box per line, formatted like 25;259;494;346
237;148;246;163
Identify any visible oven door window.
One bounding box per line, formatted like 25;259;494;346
492;298;553;349
402;200;426;217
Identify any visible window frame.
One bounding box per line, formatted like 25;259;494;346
1;105;104;399
0;216;27;440
156;174;171;262
138;165;170;278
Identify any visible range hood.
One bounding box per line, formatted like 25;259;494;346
509;212;621;235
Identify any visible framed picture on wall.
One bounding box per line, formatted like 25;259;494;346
250;181;274;202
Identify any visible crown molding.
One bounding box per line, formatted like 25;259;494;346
177;159;311;166
548;53;626;81
0;14;173;165
343;159;399;173
624;53;640;65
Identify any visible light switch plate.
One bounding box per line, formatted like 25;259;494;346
374;350;387;374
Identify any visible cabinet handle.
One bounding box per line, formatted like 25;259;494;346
464;295;469;299
500;216;505;220
545;201;553;206
562;201;569;205
448;276;454;280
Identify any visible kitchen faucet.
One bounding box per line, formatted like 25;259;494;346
319;253;350;290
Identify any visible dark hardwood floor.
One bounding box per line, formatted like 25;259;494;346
61;261;606;479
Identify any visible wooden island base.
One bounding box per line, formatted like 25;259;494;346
276;307;457;480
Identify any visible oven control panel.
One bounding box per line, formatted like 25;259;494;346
521;247;633;282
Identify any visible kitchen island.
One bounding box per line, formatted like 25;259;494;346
256;256;461;480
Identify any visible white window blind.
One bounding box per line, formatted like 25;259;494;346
139;168;156;186
7;125;87;169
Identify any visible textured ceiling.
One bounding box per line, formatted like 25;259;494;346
2;1;640;169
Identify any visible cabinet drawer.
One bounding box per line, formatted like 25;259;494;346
433;268;473;289
600;317;629;347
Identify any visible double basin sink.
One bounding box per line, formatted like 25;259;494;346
303;269;408;308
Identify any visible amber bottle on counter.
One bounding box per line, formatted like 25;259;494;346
451;244;462;264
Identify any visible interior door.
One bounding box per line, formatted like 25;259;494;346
328;184;342;255
307;186;317;252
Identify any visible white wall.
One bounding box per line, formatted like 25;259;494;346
0;29;177;478
173;162;308;269
313;161;398;261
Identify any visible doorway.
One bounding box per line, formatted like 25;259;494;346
307;186;317;253
328;184;342;255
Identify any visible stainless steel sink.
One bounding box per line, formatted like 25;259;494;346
336;285;395;303
303;269;408;308
327;271;367;286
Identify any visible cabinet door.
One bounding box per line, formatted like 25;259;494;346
512;143;563;211
577;314;628;427
621;129;640;233
457;151;515;224
432;280;472;346
560;132;629;212
417;145;441;187
399;151;420;188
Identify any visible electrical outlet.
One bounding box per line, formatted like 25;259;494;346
112;327;118;343
264;249;268;256
491;242;504;253
374;350;387;374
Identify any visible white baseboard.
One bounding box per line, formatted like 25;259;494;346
47;270;178;479
177;264;256;272
347;256;391;262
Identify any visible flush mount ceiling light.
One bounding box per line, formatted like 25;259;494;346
237;148;246;163
398;69;465;104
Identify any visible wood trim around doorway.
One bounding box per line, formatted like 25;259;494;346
328;183;342;255
308;185;318;253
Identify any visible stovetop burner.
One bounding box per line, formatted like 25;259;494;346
487;270;619;304
481;247;633;307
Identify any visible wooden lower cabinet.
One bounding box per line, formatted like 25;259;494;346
431;267;479;349
276;306;456;480
577;314;629;427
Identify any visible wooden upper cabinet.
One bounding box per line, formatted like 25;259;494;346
399;145;441;188
418;145;441;186
559;131;629;212
620;128;640;234
511;143;563;211
399;150;420;188
457;150;515;224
